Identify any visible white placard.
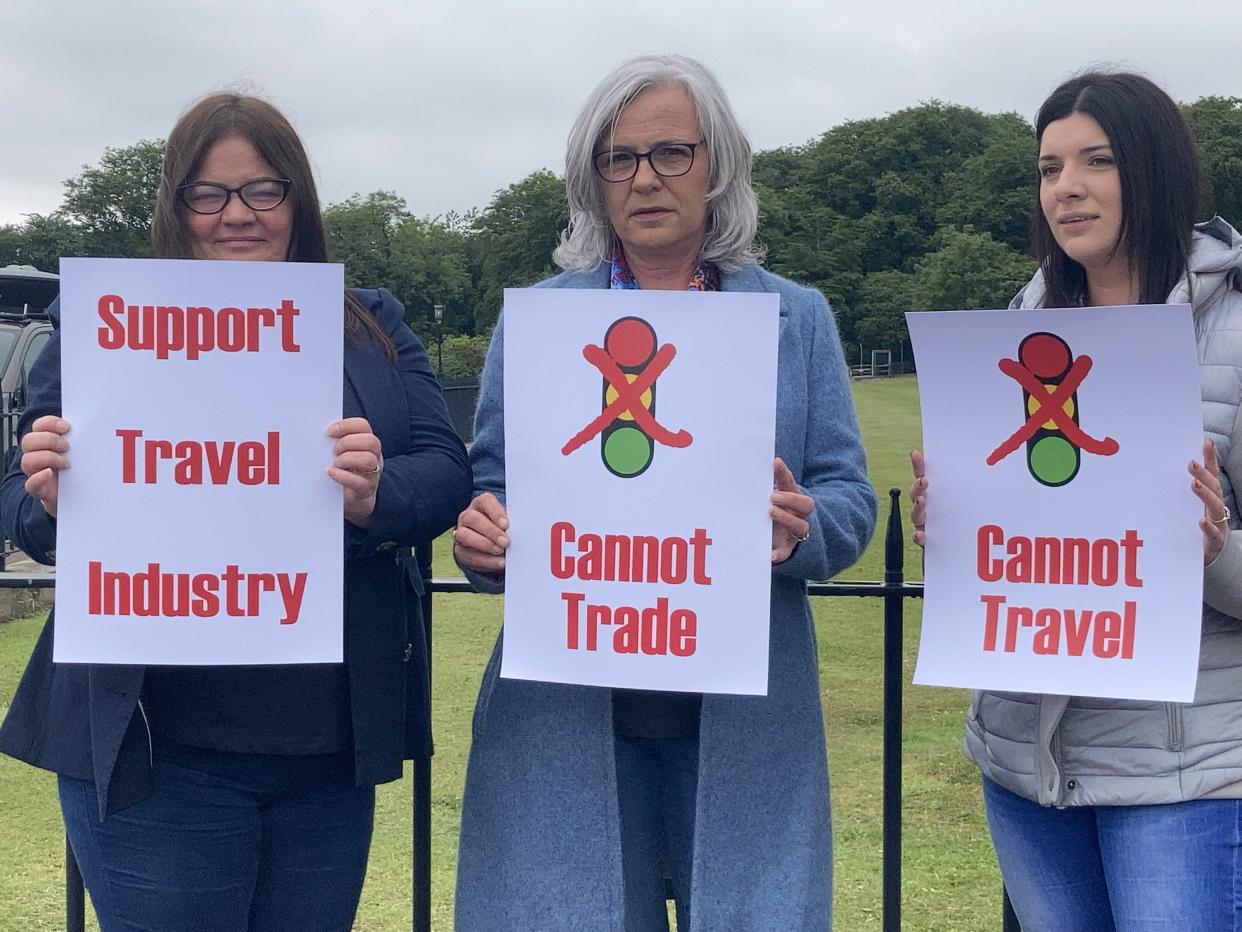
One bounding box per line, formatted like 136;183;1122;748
501;288;779;695
908;305;1204;702
54;258;344;665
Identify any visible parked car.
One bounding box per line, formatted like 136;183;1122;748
0;265;58;467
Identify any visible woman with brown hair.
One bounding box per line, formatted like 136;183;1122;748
0;93;471;930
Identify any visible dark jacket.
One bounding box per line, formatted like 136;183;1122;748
0;287;471;818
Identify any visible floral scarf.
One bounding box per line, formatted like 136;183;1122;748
608;241;720;292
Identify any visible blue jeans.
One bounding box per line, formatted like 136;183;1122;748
983;776;1242;931
59;739;375;932
615;735;700;932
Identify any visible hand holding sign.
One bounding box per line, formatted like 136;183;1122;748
771;457;814;564
1192;438;1229;563
454;492;510;577
909;450;928;548
326;417;383;527
20;416;72;518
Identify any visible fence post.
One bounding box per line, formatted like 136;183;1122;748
882;488;904;932
66;838;85;932
1002;885;1021;931
413;543;434;932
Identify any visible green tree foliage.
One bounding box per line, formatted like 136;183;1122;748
409;332;492;380
324;193;475;333
936;112;1037;252
851;231;1034;352
324;191;409;290
1183;97;1242;223
912;228;1035;313
469;170;567;331
59;139;164;258
758;103;1039;349
0;214;83;271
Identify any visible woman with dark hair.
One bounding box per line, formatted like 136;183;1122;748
912;72;1242;930
453;54;875;931
0;93;472;930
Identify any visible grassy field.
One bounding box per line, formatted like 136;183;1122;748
0;374;1005;931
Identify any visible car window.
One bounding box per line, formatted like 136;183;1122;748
22;330;51;383
0;329;18;375
0;278;58;313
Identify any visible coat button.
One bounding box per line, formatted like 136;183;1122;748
403;643;413;662
1066;779;1077;790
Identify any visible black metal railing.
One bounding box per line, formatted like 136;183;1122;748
0;488;1021;931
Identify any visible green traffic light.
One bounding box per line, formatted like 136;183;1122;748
1028;434;1079;486
603;425;654;477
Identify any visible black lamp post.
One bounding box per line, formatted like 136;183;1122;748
433;304;444;377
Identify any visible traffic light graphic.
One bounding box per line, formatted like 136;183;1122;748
561;316;693;477
600;317;658;477
985;331;1118;485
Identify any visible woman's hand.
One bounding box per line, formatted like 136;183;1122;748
1192;438;1229;564
771;458;814;564
326;418;383;527
909;450;927;548
21;415;71;518
454;492;510;576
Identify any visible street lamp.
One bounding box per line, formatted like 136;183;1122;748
432;304;444;378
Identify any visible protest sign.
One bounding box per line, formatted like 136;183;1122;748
54;257;344;664
907;305;1204;702
501;288;779;695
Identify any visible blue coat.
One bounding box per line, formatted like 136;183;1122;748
0;288;472;818
455;262;877;930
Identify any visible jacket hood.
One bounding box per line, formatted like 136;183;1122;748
1011;216;1242;311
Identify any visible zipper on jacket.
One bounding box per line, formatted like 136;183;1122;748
136;698;154;767
1166;702;1184;751
1050;728;1065;804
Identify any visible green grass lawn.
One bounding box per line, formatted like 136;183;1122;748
0;374;1004;931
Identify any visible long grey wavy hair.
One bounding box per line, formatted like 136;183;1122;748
553;54;762;272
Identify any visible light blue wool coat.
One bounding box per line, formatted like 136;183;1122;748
455;261;877;931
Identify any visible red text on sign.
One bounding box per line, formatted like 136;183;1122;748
561;592;697;656
549;521;712;585
979;593;1135;659
96;294;301;360
116;429;280;485
88;561;307;625
976;525;1144;587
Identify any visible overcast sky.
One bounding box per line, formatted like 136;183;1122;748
4;0;1240;229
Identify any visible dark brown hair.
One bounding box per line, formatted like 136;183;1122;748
152;93;394;357
1032;72;1202;307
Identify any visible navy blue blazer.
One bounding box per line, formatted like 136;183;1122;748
0;288;471;818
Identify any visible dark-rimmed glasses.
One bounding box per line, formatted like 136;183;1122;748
176;178;292;215
592;142;704;183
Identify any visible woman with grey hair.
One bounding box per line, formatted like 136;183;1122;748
453;54;875;930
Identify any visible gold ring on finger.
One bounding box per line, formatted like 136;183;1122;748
1213;506;1231;525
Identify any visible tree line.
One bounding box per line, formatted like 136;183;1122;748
3;98;1239;375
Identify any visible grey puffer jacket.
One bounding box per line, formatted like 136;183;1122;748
964;216;1242;807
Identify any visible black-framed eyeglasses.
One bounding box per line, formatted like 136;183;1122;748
176;178;292;215
592;142;704;183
